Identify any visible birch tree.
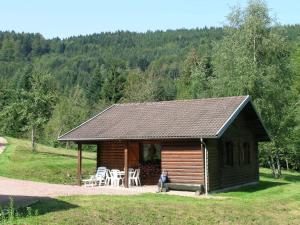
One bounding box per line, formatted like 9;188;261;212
20;70;57;151
212;0;296;178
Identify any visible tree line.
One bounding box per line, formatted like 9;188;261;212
0;0;300;176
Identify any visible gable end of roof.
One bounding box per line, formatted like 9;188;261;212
216;95;250;138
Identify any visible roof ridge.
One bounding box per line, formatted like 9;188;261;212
115;95;248;106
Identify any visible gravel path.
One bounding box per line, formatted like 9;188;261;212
0;176;157;207
0;137;7;154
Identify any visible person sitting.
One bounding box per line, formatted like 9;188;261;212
157;170;168;192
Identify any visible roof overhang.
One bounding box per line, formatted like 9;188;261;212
58;95;271;142
216;95;271;141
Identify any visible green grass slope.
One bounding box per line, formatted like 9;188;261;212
0;137;299;224
8;169;300;225
0;137;96;184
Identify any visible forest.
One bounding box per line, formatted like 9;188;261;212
0;1;299;177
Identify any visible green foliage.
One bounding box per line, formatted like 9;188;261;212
0;1;300;169
101;64;126;103
123;69;155;102
20;70;57;131
0;197;38;225
0;69;57;150
177;48;213;99
44;87;89;146
210;0;298;176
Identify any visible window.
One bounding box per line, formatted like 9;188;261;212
243;142;251;164
142;144;161;164
224;142;234;166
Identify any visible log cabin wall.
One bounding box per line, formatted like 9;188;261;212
98;141;125;170
161;141;204;185
206;139;221;191
212;112;259;190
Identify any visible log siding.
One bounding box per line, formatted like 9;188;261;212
98;141;125;170
161;142;204;185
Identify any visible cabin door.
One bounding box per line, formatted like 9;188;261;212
128;142;140;168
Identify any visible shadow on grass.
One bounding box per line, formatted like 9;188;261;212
223;180;288;193
0;195;78;216
260;171;300;183
29;197;78;216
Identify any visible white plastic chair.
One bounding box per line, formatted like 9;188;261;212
128;169;136;187
111;169;124;186
129;169;141;186
95;167;107;186
82;166;106;187
134;169;141;186
105;169;112;186
82;177;97;187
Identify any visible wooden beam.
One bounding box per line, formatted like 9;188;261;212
77;143;82;186
124;142;129;188
96;143;101;169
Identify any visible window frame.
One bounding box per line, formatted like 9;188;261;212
141;143;162;164
223;141;234;167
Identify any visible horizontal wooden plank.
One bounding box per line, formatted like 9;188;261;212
163;168;203;173
162;158;203;163
162;150;202;154
162;162;202;166
100;160;123;164
100;153;124;156
162;156;202;160
162;165;203;170
166;173;204;177
166;183;203;191
100;151;123;153
168;175;203;179
100;154;124;157
161;155;203;159
168;179;204;184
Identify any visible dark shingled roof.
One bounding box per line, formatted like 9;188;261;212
58;95;270;141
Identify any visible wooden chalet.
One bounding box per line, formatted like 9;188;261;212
58;95;270;192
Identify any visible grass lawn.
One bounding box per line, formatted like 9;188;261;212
7;168;300;225
0;137;96;184
0;138;300;224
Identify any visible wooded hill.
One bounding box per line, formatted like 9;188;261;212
0;1;299;174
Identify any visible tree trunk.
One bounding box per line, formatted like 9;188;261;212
276;153;282;177
253;36;256;63
285;158;289;170
269;156;276;178
31;127;36;152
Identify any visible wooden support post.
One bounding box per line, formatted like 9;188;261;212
96;143;101;169
124;142;129;188
77;143;82;186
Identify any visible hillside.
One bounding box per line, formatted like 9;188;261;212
0;1;300;174
0;137;96;184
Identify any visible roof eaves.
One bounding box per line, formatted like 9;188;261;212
216;95;250;138
58;134;218;142
248;100;271;141
57;104;116;141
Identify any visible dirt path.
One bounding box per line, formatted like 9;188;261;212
0;137;7;154
0;176;156;207
0;176;216;208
